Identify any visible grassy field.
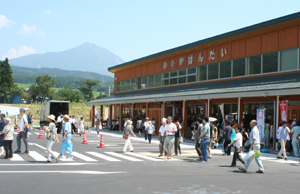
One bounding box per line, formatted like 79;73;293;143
5;102;93;127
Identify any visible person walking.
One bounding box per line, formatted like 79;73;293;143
223;120;233;156
158;118;167;157
195;119;203;161
239;120;264;173
44;115;59;163
291;120;300;157
57;114;63;134
78;117;85;137
174;120;182;156
0;113;7;156
57;115;73;160
199;117;210;163
0;118;14;159
123;120;136;153
136;118;143;137
163;116;177;160
14;108;29;154
146;121;155;144
208;121;214;159
228;125;245;166
144;117;150;141
277;121;290;160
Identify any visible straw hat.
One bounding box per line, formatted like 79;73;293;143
126;120;133;126
63;115;70;120
146;117;150;120
47;114;56;121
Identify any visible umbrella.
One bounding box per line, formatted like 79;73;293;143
209;117;217;122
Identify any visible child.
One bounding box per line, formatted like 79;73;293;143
228;125;245;167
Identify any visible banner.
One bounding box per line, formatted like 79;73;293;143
257;109;265;141
95;108;98;122
279;101;288;123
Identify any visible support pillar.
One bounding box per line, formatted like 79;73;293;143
183;100;187;138
100;105;103;122
92;105;95;127
132;103;135;127
275;95;280;151
146;102;149;118
238;97;244;125
163;101;167;118
119;104;123;131
207;99;212;117
109;105;112;127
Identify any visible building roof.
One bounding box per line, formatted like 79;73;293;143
87;73;300;105
108;11;300;72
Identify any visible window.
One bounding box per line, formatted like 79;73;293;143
179;69;186;76
280;48;298;71
120;80;125;86
263;52;278;73
170;71;177;77
178;77;186;84
188;67;196;74
170;78;177;85
136;77;141;89
163;79;169;86
155;74;161;87
208;63;218;80
148;75;154;88
219;60;231;78
197;65;207;81
163;72;169;78
125;80;130;85
141;77;147;89
248;55;261;75
116;87;120;92
187;75;196;83
233;58;245;77
117;82;120;86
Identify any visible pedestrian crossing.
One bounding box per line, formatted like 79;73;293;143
6;150;168;163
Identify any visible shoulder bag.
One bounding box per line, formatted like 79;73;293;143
1;127;11;141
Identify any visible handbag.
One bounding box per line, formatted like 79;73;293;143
1;127;11;141
123;134;129;139
179;137;183;143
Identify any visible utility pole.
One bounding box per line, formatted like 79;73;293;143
109;86;111;96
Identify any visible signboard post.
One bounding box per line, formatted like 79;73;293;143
257;109;269;153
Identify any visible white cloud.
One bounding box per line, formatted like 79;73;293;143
0;14;13;29
43;10;52;15
2;46;36;60
20;24;45;37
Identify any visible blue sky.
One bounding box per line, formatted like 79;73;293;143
1;0;299;62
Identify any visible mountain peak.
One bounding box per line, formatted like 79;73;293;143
9;42;124;76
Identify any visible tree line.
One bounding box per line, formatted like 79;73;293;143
0;58;110;103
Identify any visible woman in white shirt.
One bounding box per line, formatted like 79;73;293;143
78;117;85;137
228;126;245;166
158;118;167;157
146;121;155;144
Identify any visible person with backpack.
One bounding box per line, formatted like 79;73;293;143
44;115;59;163
0;118;14;159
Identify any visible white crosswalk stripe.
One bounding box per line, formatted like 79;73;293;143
10;154;25;161
125;152;163;161
86;152;121;161
72;151;98;162
105;152;143;161
28;151;47;162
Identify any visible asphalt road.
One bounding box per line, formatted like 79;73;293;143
0;128;299;194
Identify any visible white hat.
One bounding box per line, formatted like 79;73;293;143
5;118;11;124
162;118;167;122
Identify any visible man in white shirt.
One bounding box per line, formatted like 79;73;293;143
144;117;150;141
158;118;167;157
277;121;290;160
14;108;29;154
239;120;264;173
228;126;244;166
163;116;177;159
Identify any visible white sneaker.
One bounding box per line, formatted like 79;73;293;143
97;135;100;137
67;156;73;159
58;155;64;159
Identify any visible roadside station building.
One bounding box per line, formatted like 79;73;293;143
87;12;300;149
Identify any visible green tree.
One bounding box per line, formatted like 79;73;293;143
57;85;83;102
36;74;55;101
8;85;24;102
0;58;14;103
29;84;39;102
79;79;100;101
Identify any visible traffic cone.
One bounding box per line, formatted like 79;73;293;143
16;127;20;139
97;134;106;148
37;127;44;139
81;132;88;144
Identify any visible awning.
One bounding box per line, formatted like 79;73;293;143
86;81;300;106
0;105;30;117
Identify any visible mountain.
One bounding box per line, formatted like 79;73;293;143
9;42;124;76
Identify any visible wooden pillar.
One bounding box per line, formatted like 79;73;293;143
132;103;135;128
238;97;244;125
92;105;95;127
146;102;149;118
183;100;187;138
119;104;123;131
163;101;167;118
100;105;103;122
207;99;212;117
109;105;112;126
